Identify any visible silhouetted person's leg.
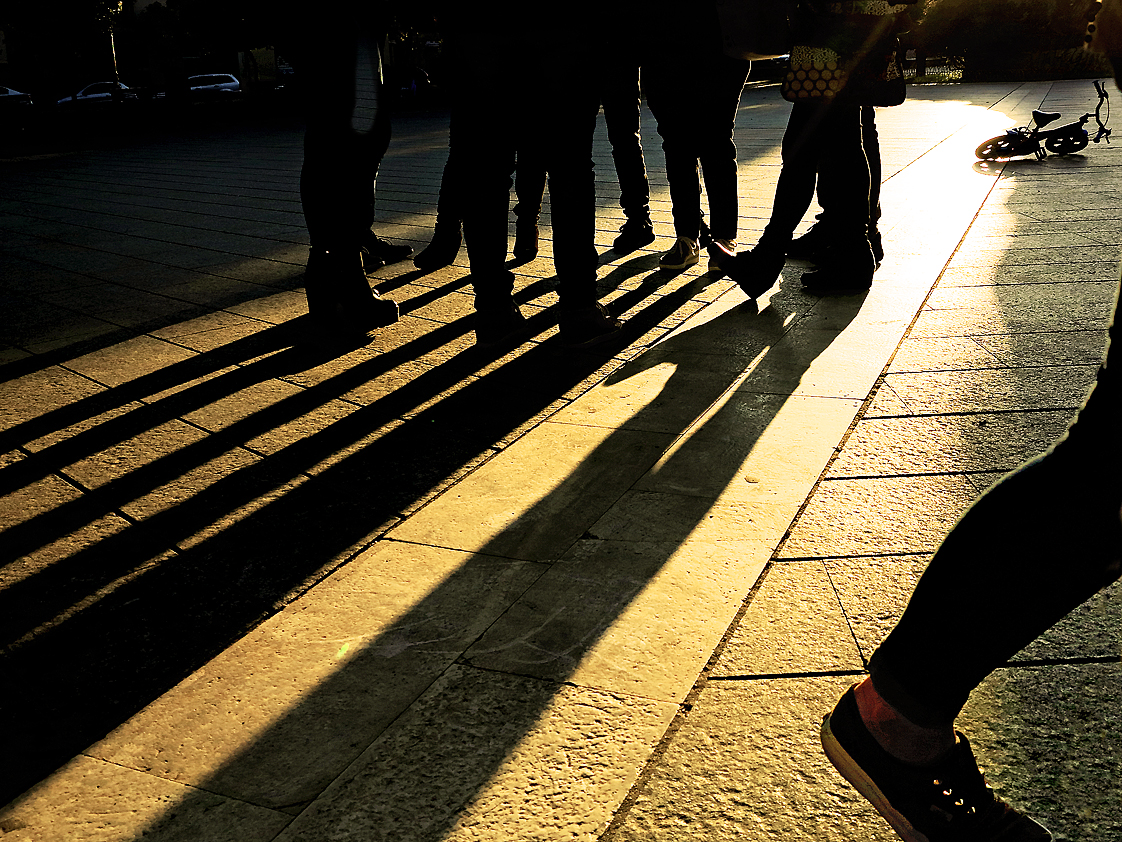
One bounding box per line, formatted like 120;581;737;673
298;6;398;333
598;45;655;252
696;55;750;274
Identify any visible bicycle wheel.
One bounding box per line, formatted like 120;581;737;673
975;136;1021;160
1045;131;1089;155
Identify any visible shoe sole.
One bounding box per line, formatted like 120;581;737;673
659;255;699;271
820;713;929;842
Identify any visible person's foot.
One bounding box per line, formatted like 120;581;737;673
559;302;622;348
822;685;1052;842
612;217;656;253
513;223;539;264
413;225;462;272
659;236;700;271
304;248;399;335
789;223;885;266
475;300;527;347
361;231;414;271
786;222;834;262
725;242;786;299
707;238;736;276
801;239;876;294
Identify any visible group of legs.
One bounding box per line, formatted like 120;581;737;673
408;23;652;348
727;99;884;300
297;10;884;351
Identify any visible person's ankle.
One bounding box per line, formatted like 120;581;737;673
853;677;956;766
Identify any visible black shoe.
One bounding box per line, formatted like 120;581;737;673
304;248;399;334
698;218;713;250
361;231;414;271
789;223;885;266
725;243;786;299
559;302;622;348
801;240;876;294
822;686;1052;842
513;224;539;263
475;301;527;347
706;238;737;277
414;225;462;272
612;217;656;253
786;223;834;262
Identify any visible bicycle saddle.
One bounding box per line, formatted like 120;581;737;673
1032;110;1063;127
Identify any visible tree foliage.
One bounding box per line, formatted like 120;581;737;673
913;0;1094;53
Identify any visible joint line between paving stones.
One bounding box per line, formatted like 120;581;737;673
600;554;785;841
862;405;1085;421
707;669;868;682
704;656;1122;684
822;468;1043;481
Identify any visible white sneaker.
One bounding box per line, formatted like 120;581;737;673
707;238;736;273
659;236;700;270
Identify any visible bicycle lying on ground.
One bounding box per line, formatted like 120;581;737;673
975;80;1112;161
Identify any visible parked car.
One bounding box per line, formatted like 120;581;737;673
56;81;137;106
0;85;33;109
0;85;34;131
187;73;240;98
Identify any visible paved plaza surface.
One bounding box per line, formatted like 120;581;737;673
1;79;1120;840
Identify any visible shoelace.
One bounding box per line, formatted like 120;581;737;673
925;760;1015;831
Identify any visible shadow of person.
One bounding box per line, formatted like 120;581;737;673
48;285;866;839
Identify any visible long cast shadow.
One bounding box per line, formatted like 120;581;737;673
92;283;862;839
0;257;710;804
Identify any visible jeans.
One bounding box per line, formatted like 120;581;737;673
869;286;1122;728
298;15;390;253
597;50;651;220
645;55;750;241
760;99;872;248
454;29;600;309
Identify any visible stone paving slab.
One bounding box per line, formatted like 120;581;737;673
608;79;1122;842
2;80;1120;842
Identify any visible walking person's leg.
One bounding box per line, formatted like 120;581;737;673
821;284;1122;842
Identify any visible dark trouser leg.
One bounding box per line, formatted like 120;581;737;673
869;288;1122;727
300;25;389;253
538;49;601;306
644;66;702;242
599;55;651;220
759;102;828;248
513;149;547;228
814;102;870;241
862;106;882;229
297;11;397;325
435;141;463;229
696;57;750;241
454;36;518;309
